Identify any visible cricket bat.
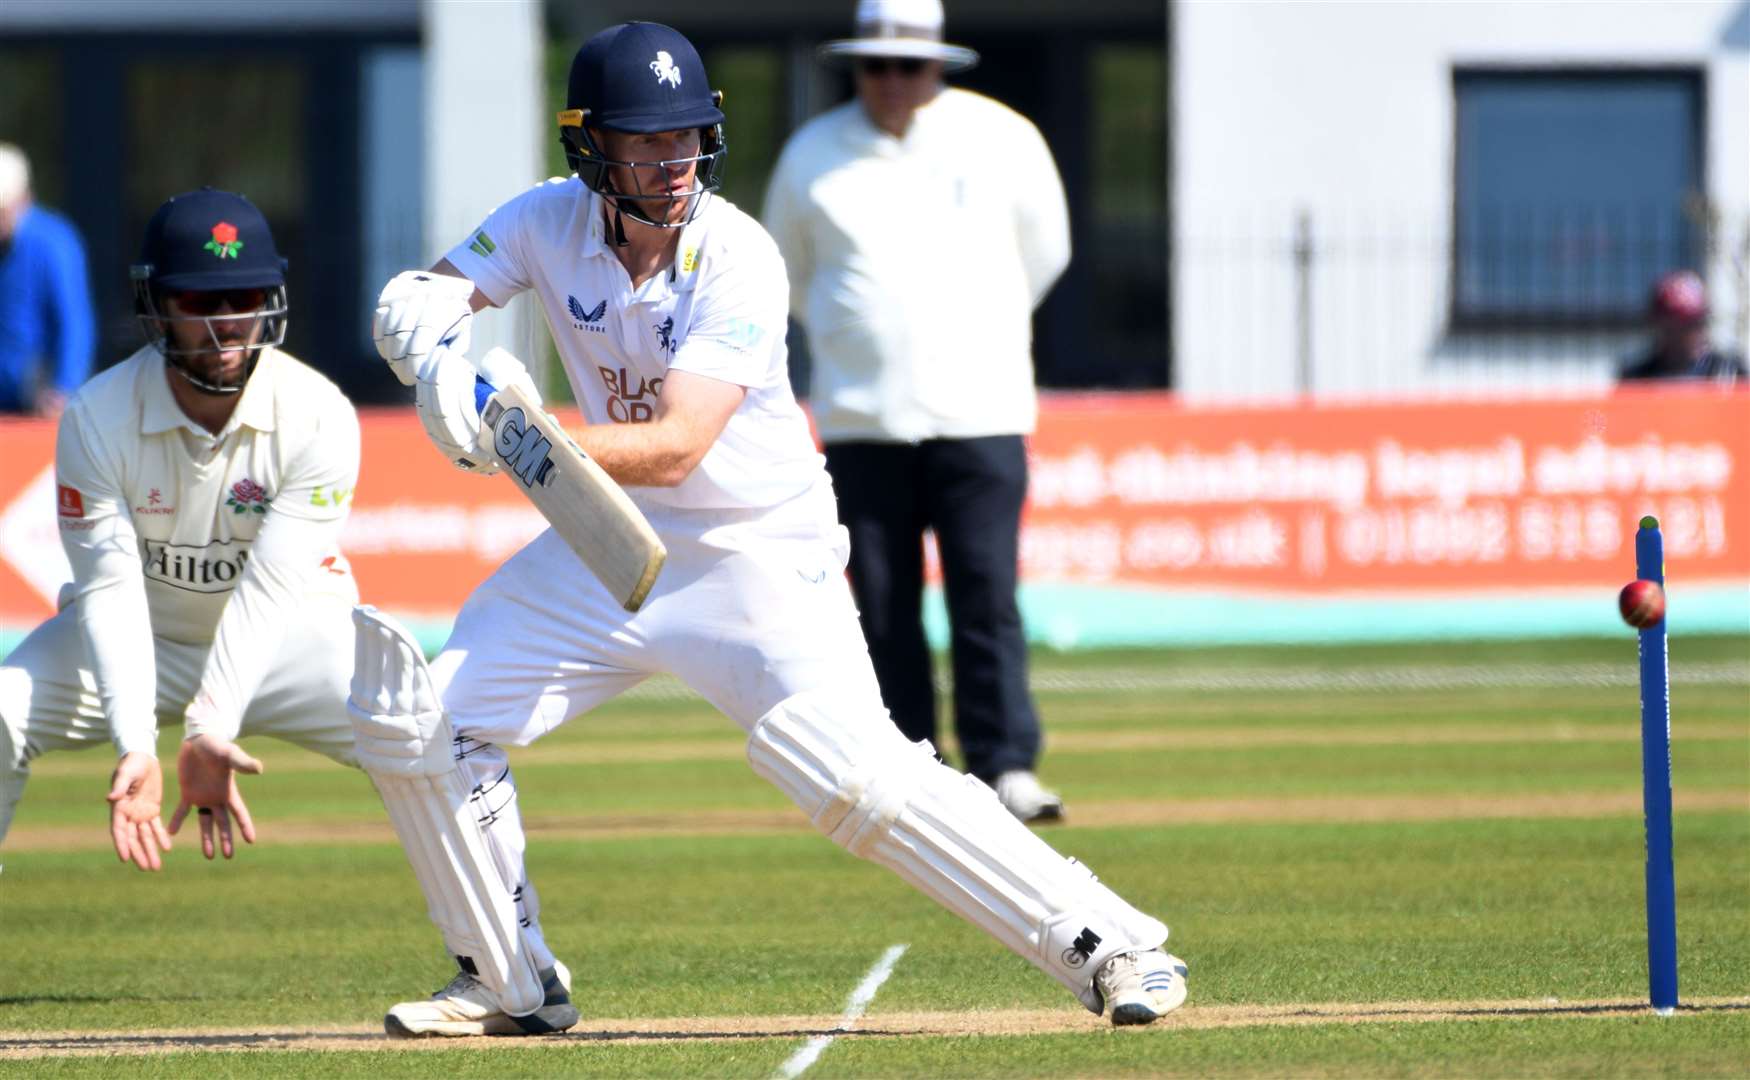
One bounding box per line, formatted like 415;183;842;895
475;370;666;612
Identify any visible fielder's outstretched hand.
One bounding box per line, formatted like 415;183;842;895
107;751;173;872
169;734;264;860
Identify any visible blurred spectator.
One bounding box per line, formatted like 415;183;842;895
764;0;1071;822
0;143;95;417
1618;270;1746;383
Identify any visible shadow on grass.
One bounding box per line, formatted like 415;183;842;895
0;1025;926;1055
1302;1001;1750;1020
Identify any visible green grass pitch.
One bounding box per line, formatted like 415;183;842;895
1;634;1746;1077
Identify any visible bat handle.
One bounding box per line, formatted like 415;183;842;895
473;375;496;416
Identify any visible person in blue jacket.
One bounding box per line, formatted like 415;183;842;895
0;143;96;417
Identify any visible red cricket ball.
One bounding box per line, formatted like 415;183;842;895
1618;579;1666;629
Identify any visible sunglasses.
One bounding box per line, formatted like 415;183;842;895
170;288;269;316
858;57;926;77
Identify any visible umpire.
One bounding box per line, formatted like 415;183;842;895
764;0;1071;821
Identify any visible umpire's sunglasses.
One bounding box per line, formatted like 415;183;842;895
170;288;270;315
858;57;927;77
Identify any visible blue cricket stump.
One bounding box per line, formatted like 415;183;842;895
1635;515;1678;1015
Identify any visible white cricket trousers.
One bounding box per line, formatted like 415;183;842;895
0;596;360;843
431;491;887;969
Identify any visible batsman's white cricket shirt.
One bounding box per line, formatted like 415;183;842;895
445;180;824;515
762;87;1070;443
54;346;360;754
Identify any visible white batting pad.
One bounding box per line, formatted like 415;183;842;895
747;692;1168;1012
348;605;545;1017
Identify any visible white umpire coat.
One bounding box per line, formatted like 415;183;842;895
763;87;1071;444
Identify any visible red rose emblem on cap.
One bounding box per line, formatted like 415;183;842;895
205;221;244;259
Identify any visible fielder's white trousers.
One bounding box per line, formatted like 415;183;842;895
0;597;360;843
432;490;886;968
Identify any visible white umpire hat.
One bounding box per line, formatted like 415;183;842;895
0;143;28;206
819;0;979;73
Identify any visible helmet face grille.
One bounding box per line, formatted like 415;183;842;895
559;24;729;230
133;280;288;395
560;100;727;231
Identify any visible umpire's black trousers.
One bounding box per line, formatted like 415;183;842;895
823;435;1041;783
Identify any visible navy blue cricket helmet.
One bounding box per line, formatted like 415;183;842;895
557;22;726;232
130;188;288;394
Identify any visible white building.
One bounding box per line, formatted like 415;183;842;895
1173;0;1750;400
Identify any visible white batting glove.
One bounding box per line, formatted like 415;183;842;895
413;346;542;474
415;346;496;473
373;270;477;386
476;347;543;408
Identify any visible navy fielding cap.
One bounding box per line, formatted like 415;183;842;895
136;187;286;291
566;22;724;134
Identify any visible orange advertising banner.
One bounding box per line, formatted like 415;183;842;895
1;387;1745;628
1021;385;1749;592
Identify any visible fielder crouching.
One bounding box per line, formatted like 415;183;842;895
355;21;1186;1038
0;189;363;869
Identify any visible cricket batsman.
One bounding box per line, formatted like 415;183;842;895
0;189;363;869
358;21;1187;1037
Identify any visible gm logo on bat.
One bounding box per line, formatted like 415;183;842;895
482;401;557;488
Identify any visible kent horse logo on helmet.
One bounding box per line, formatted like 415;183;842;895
556;22;727;236
649;50;681;87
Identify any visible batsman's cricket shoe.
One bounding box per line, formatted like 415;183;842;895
1094;949;1189;1025
994;770;1065;823
385;961;578;1037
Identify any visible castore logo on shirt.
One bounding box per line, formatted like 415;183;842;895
568;295;608;333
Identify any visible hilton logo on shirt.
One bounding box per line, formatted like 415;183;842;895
141;540;252;594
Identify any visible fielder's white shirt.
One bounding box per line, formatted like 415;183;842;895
54;346;360;754
763;87;1071;443
445;181;824;514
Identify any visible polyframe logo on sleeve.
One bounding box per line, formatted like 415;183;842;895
57;485;85;517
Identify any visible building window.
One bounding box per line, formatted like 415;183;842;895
1452;68;1704;328
1086;43;1169;387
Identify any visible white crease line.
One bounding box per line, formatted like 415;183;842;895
775;944;908;1080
